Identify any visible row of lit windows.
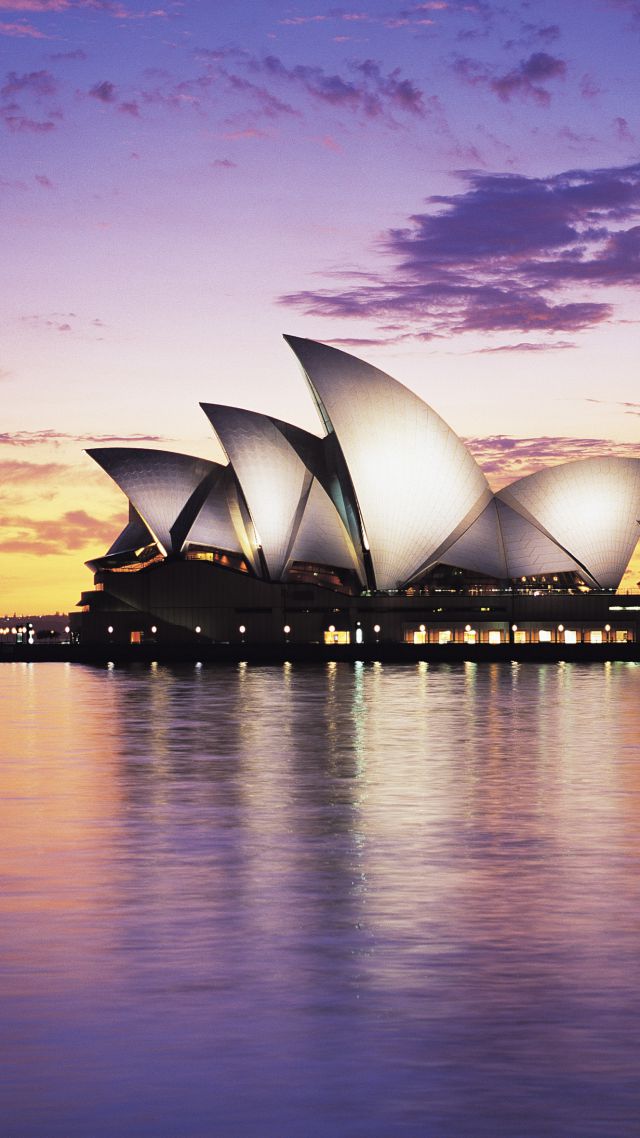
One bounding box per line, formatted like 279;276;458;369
404;625;632;645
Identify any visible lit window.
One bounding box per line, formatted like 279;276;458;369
438;630;452;645
539;629;551;642
324;630;350;645
616;630;629;643
488;630;501;645
130;631;142;645
564;630;577;644
590;630;602;644
514;630;526;644
463;629;477;644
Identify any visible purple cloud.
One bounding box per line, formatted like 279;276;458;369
89;79;117;102
253;54;427;120
281;162;640;338
48;48;87;61
455;51;566;105
465;434;640;488
0;104;56;131
1;69;58;98
0;19;50;36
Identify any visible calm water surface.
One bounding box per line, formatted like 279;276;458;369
1;660;640;1137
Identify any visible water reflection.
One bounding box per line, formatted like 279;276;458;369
1;661;640;1137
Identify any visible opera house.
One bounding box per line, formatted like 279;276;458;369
71;336;640;650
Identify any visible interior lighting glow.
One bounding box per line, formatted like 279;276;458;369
107;625;113;634
239;625;246;634
284;625;291;634
195;625;201;634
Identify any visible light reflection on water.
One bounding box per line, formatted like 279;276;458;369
1;660;640;1137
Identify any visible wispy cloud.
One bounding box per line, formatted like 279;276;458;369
454;51;566;104
253;54;428;120
0;19;50;35
585;396;640;415
0;508;124;555
0;429;167;446
466;434;640;488
282;162;640;339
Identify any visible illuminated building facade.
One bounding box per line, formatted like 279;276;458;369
72;337;640;648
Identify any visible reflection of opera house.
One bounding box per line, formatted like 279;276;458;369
72;337;640;649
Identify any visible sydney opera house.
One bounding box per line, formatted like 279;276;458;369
72;336;640;649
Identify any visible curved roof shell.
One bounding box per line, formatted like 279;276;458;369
439;500;582;579
285;336;492;591
107;505;153;557
87;447;216;556
201;404;362;582
181;463;255;561
498;457;640;588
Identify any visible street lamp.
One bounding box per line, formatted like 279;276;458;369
151;625;157;635
374;623;380;642
107;625;113;636
557;624;564;644
195;626;201;634
284;624;291;643
605;623;611;644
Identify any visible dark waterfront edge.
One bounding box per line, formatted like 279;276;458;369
2;643;639;665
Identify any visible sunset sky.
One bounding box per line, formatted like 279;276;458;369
1;0;639;613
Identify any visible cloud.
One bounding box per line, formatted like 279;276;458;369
281;162;640;338
0;2;70;10
0;106;56;131
0;68;60;132
1;69;58;98
585;396;640;415
255;54;427;120
465;434;640;488
454;51;566;105
0;19;50;35
89;79;117;102
211;157;237;169
19;312;112;336
0;429;167;446
0;508;124;555
48;48;87;60
476;339;576;353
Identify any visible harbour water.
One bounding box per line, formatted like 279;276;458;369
1;660;640;1137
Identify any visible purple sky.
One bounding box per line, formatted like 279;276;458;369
1;0;639;609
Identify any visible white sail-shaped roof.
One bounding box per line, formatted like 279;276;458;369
201;405;314;580
287;476;363;579
107;505;153;557
183;464;245;556
87;448;214;557
285;336;492;591
431;498;584;580
496;500;581;579
498;458;640;588
439;502;508;578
